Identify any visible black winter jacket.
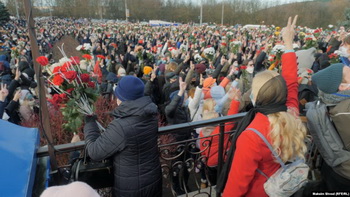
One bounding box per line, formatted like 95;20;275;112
165;95;191;141
84;96;162;197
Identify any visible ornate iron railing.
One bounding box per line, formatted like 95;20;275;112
36;112;317;197
37;113;246;196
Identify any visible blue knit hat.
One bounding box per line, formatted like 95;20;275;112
114;76;144;101
312;63;344;94
210;86;225;103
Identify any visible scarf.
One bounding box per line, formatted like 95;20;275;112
216;71;287;193
216;102;287;193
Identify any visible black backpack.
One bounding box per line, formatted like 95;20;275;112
298;84;318;116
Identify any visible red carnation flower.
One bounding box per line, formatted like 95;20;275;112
221;43;227;47
53;66;61;74
49;94;63;105
59;93;68;102
82;54;92;60
80;73;90;83
70;56;80;65
61;62;72;72
52;75;64;86
87;81;96;88
305;37;313;41
111;43;117;48
36;56;49;66
64;71;77;82
66;88;74;94
240;66;247;70
314;29;321;33
96;55;105;60
328;53;337;59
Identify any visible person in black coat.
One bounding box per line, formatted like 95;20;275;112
164;77;192;195
84;76;162;197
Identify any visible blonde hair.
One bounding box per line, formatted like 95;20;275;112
268;112;307;162
252;70;307;162
166;62;178;72
202;110;219;120
344;34;350;45
203;98;216;112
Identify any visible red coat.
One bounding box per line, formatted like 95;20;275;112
199;99;240;167
222;52;299;197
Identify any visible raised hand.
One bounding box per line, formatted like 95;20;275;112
200;74;204;86
151;65;157;82
220;55;227;66
178;77;187;96
282;15;298;50
0;83;9;102
13;90;21;102
228;87;241;101
190;61;195;70
15;68;21;81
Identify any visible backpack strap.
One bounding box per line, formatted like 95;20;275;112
246;128;286;169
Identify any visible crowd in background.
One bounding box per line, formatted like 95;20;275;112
1;17;350;196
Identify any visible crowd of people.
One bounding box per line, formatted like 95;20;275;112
1;15;350;197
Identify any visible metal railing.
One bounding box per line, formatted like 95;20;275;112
37;113;246;157
36;112;318;197
36;113;246;197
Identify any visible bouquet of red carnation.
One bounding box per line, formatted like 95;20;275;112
313;29;322;38
46;56;100;133
220;42;228;56
303;34;318;49
328;53;340;64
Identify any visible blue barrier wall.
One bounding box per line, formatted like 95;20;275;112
0;120;39;197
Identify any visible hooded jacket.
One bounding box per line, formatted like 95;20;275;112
84;96;162;197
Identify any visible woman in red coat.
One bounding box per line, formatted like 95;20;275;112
217;16;308;197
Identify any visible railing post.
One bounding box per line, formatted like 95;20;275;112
216;123;225;197
23;0;59;184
